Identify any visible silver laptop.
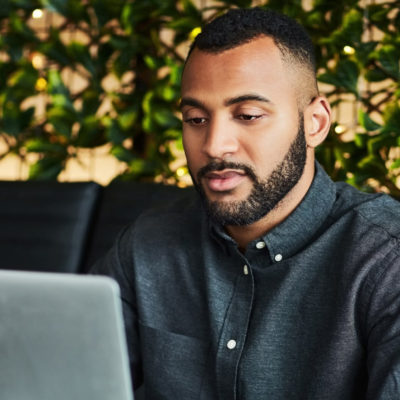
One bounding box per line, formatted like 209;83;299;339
0;270;134;400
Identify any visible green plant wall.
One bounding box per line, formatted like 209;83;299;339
0;0;400;196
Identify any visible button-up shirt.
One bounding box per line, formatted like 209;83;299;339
92;163;400;399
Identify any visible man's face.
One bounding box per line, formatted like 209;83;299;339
181;36;307;226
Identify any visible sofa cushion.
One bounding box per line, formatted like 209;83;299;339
0;181;101;273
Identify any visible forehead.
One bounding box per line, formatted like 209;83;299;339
181;36;297;107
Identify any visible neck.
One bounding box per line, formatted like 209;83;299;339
226;158;315;250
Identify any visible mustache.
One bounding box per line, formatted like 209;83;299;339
197;160;257;182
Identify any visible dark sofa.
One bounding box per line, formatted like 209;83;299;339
0;180;194;273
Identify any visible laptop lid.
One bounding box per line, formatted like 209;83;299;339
0;270;134;400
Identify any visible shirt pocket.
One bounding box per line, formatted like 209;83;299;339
139;322;211;400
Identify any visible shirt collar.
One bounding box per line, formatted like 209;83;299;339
260;162;336;262
209;162;337;261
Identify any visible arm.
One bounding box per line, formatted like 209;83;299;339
365;248;400;399
90;225;144;390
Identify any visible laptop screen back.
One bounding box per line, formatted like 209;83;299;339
0;270;133;400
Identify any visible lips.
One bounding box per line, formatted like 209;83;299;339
204;169;247;192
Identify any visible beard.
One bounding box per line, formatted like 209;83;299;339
193;117;307;226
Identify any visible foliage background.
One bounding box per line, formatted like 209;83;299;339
0;0;399;196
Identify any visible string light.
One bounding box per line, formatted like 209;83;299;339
176;167;187;177
35;77;47;91
343;45;355;55
32;9;43;19
189;27;202;41
334;124;347;134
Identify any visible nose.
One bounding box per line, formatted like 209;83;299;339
202;117;239;160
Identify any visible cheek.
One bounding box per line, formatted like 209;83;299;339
182;132;201;171
242;124;298;170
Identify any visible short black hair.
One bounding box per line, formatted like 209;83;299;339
189;8;316;73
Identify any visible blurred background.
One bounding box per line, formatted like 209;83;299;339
0;0;399;197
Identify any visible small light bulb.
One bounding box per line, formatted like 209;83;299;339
32;9;43;19
334;125;347;134
176;167;186;177
189;27;202;41
343;46;355;55
35;77;47;91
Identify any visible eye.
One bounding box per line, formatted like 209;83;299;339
237;114;263;121
183;117;207;126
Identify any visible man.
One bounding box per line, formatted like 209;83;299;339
92;8;400;399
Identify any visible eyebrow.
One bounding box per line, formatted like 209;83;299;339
180;94;272;111
179;97;206;111
224;94;272;106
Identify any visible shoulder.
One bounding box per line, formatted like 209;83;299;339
130;189;206;246
332;182;400;240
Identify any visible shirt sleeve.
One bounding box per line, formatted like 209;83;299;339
364;245;400;399
89;224;144;390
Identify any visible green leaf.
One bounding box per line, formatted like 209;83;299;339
382;103;400;135
2;99;21;135
168;17;201;31
8;65;38;90
118;110;137;130
142;114;157;133
112;49;135;79
354;133;368;148
358;110;382;132
75;116;104;147
364;67;389;82
110;145;134;163
47;107;75;138
164;128;181;140
28;156;64;180
321;9;363;48
390;158;400;170
50;94;75;113
81;89;101;115
157;85;177;102
318;60;359;95
106;119;126;145
143;55;161;70
357;154;386;174
91;0;124;27
367;135;394;155
142;91;155;114
10;12;38;42
39;28;71;66
47;69;70;96
20;107;35;130
67;41;96;75
153;108;181;129
355;41;378;64
128;158;155;177
367;4;391;33
376;45;400;80
25;139;66;154
40;0;87;22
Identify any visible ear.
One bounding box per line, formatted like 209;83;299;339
303;96;331;148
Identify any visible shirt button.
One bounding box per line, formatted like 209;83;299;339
243;265;249;275
256;241;266;249
227;339;237;350
274;254;283;262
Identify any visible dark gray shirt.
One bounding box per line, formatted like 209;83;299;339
92;164;400;399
